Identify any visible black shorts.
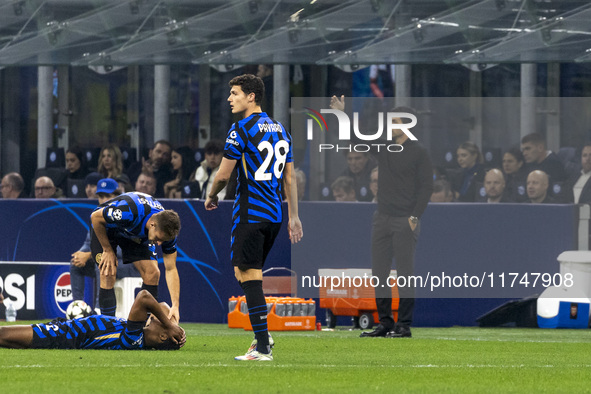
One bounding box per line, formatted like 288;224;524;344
231;222;281;271
31;319;76;349
90;228;157;266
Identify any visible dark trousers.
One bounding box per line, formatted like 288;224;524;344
371;212;419;329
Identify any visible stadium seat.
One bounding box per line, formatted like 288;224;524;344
83;147;101;171
120;147;137;170
114;277;143;319
482;147;502;169
474;182;487;202
193;148;205;166
179;181;201;199
433;148;457;169
46;147;65;168
66;178;87;198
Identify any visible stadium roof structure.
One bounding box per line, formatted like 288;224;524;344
1;0;591;67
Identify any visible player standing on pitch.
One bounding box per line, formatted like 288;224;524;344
205;74;303;361
90;191;182;322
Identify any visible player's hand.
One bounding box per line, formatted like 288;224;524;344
71;251;90;268
288;217;303;244
98;250;118;276
167;325;186;347
168;305;180;324
330;95;345;111
204;195;219;210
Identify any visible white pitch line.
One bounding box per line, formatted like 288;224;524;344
2;363;591;369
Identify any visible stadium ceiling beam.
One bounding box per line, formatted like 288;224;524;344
447;3;591;63
200;0;396;66
74;0;292;66
0;0;164;65
320;0;536;65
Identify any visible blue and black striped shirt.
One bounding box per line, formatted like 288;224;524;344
224;112;293;224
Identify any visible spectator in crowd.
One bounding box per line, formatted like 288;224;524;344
567;143;591;204
1;172;25;199
127;140;173;198
115;174;134;193
135;171;157;195
98;145;124;179
331;176;357;202
369;167;378;203
502;147;528;201
484;168;512;203
521;133;566;183
164;146;198;199
339;151;376;202
65;146;89;180
34;176;63;199
194;140;225;200
526;170;554;203
430;179;454;202
369;64;396;99
70;178;121;308
295;168;306;201
451;141;485;202
85;172;102;198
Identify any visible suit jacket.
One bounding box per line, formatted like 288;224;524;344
566;172;591;204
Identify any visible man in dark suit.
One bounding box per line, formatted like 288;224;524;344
521;133;567;183
567;143;591;204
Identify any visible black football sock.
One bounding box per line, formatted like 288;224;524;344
99;287;117;316
142;284;158;300
242;280;270;354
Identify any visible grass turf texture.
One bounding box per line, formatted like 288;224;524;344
1;323;591;393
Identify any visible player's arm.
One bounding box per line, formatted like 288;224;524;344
283;162;303;244
90;209;118;276
162;251;180;323
128;290;185;345
205;158;237;210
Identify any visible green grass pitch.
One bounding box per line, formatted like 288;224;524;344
1;322;591;393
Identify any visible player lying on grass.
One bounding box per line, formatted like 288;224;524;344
0;290;185;350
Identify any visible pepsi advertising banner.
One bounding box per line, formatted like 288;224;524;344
0;263;73;320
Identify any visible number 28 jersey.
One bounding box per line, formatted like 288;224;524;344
224;112;292;224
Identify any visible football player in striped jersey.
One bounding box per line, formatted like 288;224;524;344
205;74;303;361
0;290;185;350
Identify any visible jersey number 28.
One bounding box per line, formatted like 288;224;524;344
255;140;289;181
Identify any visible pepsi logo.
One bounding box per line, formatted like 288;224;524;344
55;272;73;313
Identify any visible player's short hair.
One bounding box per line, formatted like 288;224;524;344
229;74;265;106
521;132;546;147
153;210;181;239
150;337;181;351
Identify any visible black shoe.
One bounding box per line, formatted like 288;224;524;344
386;326;412;338
360;324;390;338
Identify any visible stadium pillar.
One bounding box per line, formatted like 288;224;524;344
38;66;53;169
395;64;411;107
273;65;289;126
154;65;170;143
520;63;537;140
